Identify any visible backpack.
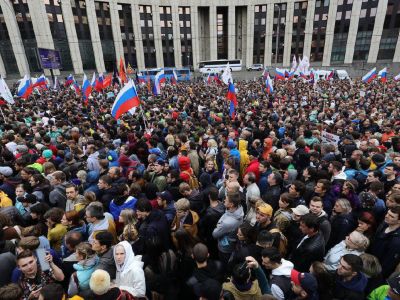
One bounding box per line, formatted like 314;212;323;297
270;228;288;257
182;170;200;190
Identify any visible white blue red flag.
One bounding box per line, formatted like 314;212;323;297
111;79;140;120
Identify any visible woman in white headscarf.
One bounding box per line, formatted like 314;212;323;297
113;240;146;297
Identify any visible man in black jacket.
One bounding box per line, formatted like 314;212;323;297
290;213;325;272
262;172;282;211
92;231;116;279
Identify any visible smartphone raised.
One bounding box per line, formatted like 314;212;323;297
35;248;50;272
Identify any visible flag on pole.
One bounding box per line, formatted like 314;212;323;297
53;76;59;90
394;72;400;81
95;73;104;92
171;69;178;85
65;74;74;86
298;57;303;73
0;77;14;104
275;68;285;80
32;74;47;88
153;70;165;95
17;75;33;99
226;82;237;119
82;74;92;105
119;57;127;84
221;63;233;85
266;74;274;95
362;68;377;83
206;73;211;84
126;63;134;74
327;70;334;80
103;74;113;89
91;72;96;88
378;67;387;83
72;79;81;96
111;79;140;120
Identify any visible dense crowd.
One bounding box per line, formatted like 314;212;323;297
0;74;399;300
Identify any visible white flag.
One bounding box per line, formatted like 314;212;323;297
221;63;233;85
0;77;14;104
302;56;310;73
298;57;303;73
53;76;58;90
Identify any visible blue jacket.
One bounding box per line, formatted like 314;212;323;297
109;196;137;220
73;256;99;290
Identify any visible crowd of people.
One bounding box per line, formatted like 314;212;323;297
0;73;398;300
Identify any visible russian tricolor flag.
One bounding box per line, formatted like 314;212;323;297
153;70;165;95
327;70;334;80
95;73;104;92
65;74;74;86
226;82;237;119
111;79;140;120
275;68;285;80
156;70;166;84
72;80;81;96
82;74;92;104
378;67;387;83
91;72;96;88
32;74;47;88
171;69;178;85
287;70;295;80
299;72;308;79
17;75;32;99
362;68;377;83
266;74;274;94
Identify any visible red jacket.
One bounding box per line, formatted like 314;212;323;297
244;159;260;182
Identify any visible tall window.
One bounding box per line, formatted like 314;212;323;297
291;1;308;58
13;0;40;72
0;5;18;74
311;0;329;62
331;0;353;63
95;1;115;72
139;5;156;68
272;3;287;64
353;0;379;61
253;5;267;64
160;6;174;67
378;0;400;60
71;0;95;70
45;0;73;71
217;7;228;59
179;7;192;67
118;3;137;68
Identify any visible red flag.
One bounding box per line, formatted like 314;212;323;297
103;74;113;89
119;57;127;84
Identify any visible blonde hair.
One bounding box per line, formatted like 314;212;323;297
76;242;96;261
207;139;218;148
174;198;190;211
120;209;137;225
349;231;370;251
121;224;138;242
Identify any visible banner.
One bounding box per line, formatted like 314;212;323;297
321;131;340;144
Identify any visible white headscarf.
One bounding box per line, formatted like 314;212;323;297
113;241;136;276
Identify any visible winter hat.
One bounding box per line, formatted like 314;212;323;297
227;139;236;149
292;205;309;216
257;203;273;217
16;145;29;154
291;269;318;297
178;156;191;171
42;149;53;159
0;166;13;177
90;269;111;295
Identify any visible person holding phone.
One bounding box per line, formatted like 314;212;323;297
16;249;64;300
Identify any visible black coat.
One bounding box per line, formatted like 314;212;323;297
138;209;171;251
290;232;325;272
326;213;357;250
262;184;281;211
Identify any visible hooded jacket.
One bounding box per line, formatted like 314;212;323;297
212;206;244;253
114;241;146;297
262;138;273;160
334;271;367;300
109;196;137;220
270;259;294;300
73;255;99;290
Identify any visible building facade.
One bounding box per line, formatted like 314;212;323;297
0;0;399;77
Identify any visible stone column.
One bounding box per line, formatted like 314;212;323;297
245;5;254;68
393;31;400;62
367;0;388;63
191;6;200;70
283;1;294;67
131;4;145;70
228;5;236;60
322;0;338;66
344;0;362;64
85;0;105;73
60;0;83;74
109;0;124;65
209;5;217;60
303;0;316;60
152;5;164;68
264;4;274;67
27;0;60;75
0;0;29;76
171;4;182;68
0;53;5;78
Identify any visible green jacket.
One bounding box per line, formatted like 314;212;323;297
368;285;390;300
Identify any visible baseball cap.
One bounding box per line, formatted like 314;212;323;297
388;273;400;295
0;166;13;177
291;269;318;295
156;191;173;203
292;205;309;216
257;203;273;216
